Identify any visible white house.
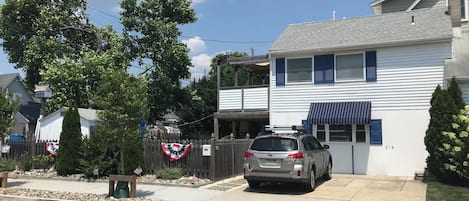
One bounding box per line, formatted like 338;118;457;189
267;6;453;177
36;107;98;142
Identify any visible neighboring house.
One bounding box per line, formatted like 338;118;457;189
213;55;270;139
268;6;452;177
36;107;98;142
0;73;40;139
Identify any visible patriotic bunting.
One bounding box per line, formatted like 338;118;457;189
161;143;192;161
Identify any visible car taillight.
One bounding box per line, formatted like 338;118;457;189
288;152;305;159
244;151;254;159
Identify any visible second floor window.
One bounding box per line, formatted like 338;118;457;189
336;53;364;81
462;0;468;20
287;58;312;83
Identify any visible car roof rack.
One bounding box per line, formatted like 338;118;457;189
259;125;307;136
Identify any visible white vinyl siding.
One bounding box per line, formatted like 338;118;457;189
243;87;268;110
219;89;242;110
270;42;451;115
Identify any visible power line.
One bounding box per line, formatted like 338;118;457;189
177;114;213;127
87;6;273;45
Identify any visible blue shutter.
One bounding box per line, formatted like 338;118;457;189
370;119;382;145
276;58;285;86
314;54;334;84
366;51;377;82
302;120;312;134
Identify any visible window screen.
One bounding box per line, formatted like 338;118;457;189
336;54;364;81
287;58;312;83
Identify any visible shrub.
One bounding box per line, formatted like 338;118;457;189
439;108;469;184
425;85;458;178
0;159;15;172
32;154;54;170
56;106;84;176
19;153;32;171
156;168;183;180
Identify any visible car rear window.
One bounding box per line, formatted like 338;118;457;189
250;137;298;151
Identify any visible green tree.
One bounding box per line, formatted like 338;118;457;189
448;76;466;110
0;91;19;140
439;108;469;184
0;0;99;90
56;106;83;176
41;27;128;113
91;70;148;175
120;0;196;122
425;85;459;178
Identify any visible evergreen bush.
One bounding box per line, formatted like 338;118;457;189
425;85;458;178
56;106;84;176
156;168;183;180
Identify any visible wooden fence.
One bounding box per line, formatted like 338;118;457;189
6;138;252;180
143;138;252;180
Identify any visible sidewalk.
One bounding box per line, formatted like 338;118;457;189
5;178;223;201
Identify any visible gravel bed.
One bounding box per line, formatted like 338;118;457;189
0;188;153;201
3;169;212;200
10;169;211;186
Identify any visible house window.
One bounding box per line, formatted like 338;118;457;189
12;93;22;101
316;124;326;142
90;125;97;138
336;53;364;81
329;125;352;142
287;58;312;83
314;124;369;143
356;124;366;143
462;0;468;20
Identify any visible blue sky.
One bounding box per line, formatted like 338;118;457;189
0;0;373;80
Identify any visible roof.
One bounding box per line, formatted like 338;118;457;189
40;107;100;123
370;0;387;6
0;73;20;90
269;7;452;55
228;55;270;74
19;102;42;122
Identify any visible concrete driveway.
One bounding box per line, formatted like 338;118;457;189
209;174;427;201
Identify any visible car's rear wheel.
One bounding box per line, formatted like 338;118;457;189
305;168;316;192
247;180;260;189
324;160;332;180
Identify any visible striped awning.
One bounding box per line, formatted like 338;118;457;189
307;101;372;124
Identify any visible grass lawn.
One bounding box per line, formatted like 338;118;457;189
426;181;469;201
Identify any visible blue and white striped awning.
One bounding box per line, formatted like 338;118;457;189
307;101;372;124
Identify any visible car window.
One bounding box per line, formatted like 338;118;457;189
250;137;298;151
302;137;313;151
311;137;323;150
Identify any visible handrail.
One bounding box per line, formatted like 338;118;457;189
220;84;269;90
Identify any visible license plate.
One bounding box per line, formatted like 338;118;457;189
261;159;281;167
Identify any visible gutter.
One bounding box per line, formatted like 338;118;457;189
268;36;453;56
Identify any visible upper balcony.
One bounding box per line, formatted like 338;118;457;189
217;55;270;112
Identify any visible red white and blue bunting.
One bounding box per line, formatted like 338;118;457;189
46;142;59;158
161;143;192;161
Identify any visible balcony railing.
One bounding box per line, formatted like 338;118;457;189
219;85;268;111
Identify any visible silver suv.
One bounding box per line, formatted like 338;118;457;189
243;127;332;191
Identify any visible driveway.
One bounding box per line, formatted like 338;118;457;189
208;174;427;201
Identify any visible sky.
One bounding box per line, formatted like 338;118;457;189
0;0;374;80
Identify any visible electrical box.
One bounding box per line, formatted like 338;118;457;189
202;144;211;156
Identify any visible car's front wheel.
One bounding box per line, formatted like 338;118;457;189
247;180;260;189
305;168;316;192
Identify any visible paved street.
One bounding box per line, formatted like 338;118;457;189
0;174;427;201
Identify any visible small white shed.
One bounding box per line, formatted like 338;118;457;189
36;108;99;142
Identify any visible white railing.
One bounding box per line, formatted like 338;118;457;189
219;86;268;111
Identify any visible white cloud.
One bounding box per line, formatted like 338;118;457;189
190;53;212;80
183;36;206;54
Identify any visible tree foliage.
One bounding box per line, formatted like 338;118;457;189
0;91;19;139
120;0;196;122
56;106;83;176
41;26;128;113
0;0;99;90
448;76;465;110
439;108;469;184
84;69;148;176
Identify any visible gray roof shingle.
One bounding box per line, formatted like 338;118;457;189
269;7;452;54
0;73;19;89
